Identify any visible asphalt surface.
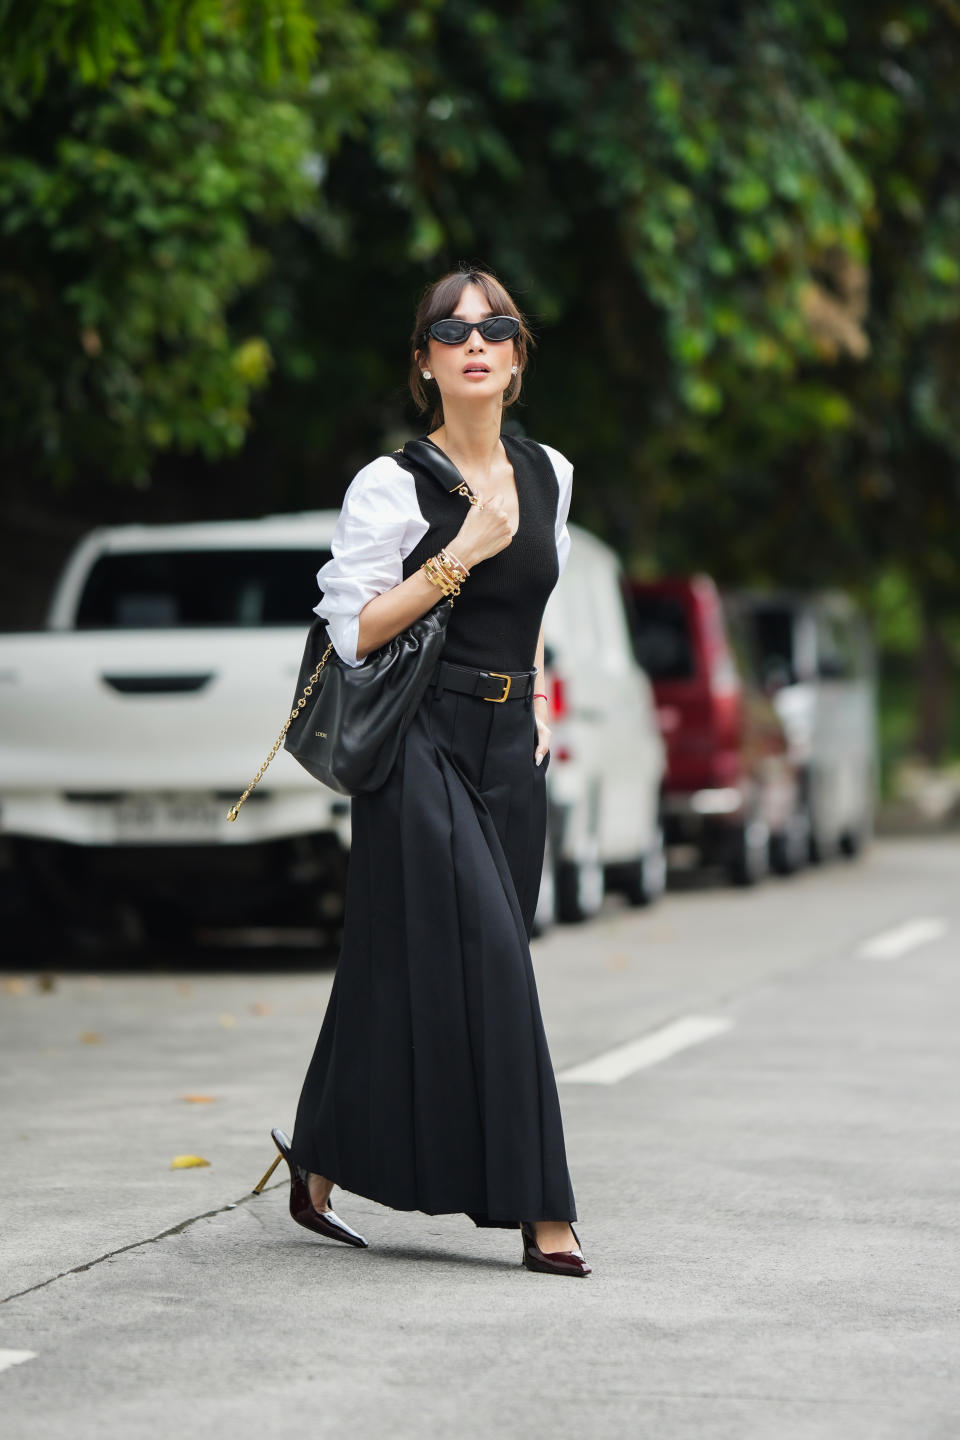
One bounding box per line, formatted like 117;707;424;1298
1;837;957;1439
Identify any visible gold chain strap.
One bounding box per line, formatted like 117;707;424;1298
226;641;334;822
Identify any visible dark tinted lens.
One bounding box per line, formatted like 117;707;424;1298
430;319;472;343
480;315;520;341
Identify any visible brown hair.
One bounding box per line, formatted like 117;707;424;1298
409;269;534;430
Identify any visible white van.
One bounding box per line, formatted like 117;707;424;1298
541;525;666;923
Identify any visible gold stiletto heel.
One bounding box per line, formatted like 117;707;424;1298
252;1148;284;1194
252;1127;368;1248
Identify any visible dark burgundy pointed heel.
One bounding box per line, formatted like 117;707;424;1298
253;1127;368;1248
520;1222;591;1277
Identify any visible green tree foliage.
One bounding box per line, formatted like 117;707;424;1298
0;0;317;90
309;1;955;579
0;0;400;482
839;4;960;760
219;2;875;511
231;4;900;533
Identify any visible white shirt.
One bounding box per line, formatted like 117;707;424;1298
315;445;574;666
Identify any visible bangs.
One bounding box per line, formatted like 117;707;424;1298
417;271;523;333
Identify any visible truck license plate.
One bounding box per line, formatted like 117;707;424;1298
114;795;223;839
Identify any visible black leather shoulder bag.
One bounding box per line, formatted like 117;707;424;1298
227;439;476;817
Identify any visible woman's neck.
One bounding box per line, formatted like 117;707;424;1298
430;398;503;471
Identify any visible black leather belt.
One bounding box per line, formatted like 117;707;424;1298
432;661;536;703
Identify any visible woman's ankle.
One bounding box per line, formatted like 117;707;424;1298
307;1173;333;1211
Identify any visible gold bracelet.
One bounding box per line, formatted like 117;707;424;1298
422;558;450;594
422;555;460;597
439;557;467;591
439;547;470;578
434;549;466;581
427;551;469;594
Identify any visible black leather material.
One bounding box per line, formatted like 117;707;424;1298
398;437;478;500
432;661;535;702
283;438;467;796
284;600;451;796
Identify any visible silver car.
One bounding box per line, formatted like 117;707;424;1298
730;590;878;861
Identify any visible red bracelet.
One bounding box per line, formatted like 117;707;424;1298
533;692;548;702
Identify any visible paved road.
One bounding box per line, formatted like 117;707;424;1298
1;837;957;1439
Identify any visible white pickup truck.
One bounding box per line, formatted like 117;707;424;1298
0;513;349;944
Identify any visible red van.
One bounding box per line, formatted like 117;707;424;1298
628;576;806;884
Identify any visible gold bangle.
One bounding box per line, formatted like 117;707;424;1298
422;558;447;592
422;556;460;597
435;549;464;578
430;552;466;592
439;547;470;578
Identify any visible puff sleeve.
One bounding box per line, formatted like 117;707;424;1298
314;456;429;666
538;443;574;576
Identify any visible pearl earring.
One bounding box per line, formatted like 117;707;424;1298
511;365;519;375
422;370;432;381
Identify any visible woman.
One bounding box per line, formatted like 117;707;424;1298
255;268;589;1277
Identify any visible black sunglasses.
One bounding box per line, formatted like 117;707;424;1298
423;314;521;345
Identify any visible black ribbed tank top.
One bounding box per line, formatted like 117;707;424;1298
398;435;561;673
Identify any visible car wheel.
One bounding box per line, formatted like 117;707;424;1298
839;807;873;859
729;818;770;887
808;823;840;865
556;839;605;924
770;807;810;876
840;772;875;859
619;825;667;907
806;790;839;864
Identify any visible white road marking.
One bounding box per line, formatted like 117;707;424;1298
557;1014;733;1085
856;917;948;961
0;1350;37;1374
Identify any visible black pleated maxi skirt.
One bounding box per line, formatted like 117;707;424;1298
290;682;577;1228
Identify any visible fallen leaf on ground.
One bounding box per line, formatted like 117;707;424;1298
36;974;57;992
218;1013;236;1028
2;978;25;995
170;1155;211;1169
80;1032;102;1044
181;1094;217;1104
250;1002;273;1016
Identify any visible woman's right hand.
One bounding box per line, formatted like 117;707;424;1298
452;496;513;570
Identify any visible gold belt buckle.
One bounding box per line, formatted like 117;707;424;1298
484;672;512;702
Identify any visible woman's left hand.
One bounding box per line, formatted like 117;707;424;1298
534;706;551;766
